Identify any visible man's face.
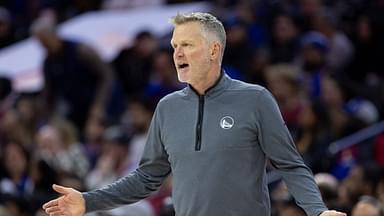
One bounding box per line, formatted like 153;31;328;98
352;202;380;216
171;22;212;86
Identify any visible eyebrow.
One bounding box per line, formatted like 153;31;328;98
170;39;194;47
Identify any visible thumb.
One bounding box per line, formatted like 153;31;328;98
52;184;72;195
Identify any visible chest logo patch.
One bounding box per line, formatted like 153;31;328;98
220;116;234;129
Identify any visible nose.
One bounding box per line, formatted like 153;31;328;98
174;47;184;58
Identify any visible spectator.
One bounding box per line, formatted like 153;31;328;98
352;196;383;216
0;109;34;149
295;102;332;173
312;8;354;76
320;76;365;140
31;13;113;132
297;31;329;99
233;1;267;50
13;94;43;149
296;0;324;32
339;163;382;209
113;30;158;100
314;173;339;208
244;47;270;85
0;141;33;198
35;118;89;180
222;16;252;78
265;63;306;132
269;14;299;64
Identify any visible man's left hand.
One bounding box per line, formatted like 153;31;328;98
320;210;347;216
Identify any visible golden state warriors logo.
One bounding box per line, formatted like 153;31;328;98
220;116;234;129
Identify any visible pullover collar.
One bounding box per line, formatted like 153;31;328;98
185;70;230;98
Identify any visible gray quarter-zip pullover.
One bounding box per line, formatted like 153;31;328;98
83;73;328;216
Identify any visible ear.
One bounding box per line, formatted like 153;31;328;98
210;42;221;61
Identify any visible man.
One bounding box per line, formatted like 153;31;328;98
43;12;346;216
352;196;383;216
31;15;113;132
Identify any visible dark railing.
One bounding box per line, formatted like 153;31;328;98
267;121;384;184
328;121;384;155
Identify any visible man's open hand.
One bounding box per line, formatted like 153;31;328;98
42;184;86;216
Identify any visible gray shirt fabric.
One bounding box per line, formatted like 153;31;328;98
83;73;328;216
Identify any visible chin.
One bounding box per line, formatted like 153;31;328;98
177;73;189;83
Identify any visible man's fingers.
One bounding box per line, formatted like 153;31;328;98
52;184;72;195
45;206;62;213
332;210;346;216
43;198;59;209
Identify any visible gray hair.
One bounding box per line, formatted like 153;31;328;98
170;12;226;59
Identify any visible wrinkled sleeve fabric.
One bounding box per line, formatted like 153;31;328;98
255;89;327;216
83;107;171;212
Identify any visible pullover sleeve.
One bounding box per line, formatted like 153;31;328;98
256;89;328;216
83;107;171;212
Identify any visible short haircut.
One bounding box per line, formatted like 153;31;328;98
357;196;383;216
170;12;226;59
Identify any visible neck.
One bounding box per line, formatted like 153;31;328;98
191;68;221;95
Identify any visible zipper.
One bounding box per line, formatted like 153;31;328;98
195;95;205;151
191;71;222;151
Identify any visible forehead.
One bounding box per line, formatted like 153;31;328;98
171;22;204;42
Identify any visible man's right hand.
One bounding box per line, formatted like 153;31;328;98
43;184;86;216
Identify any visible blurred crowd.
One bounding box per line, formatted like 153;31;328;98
1;0;384;215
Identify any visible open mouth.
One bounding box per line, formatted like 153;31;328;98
178;63;189;69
